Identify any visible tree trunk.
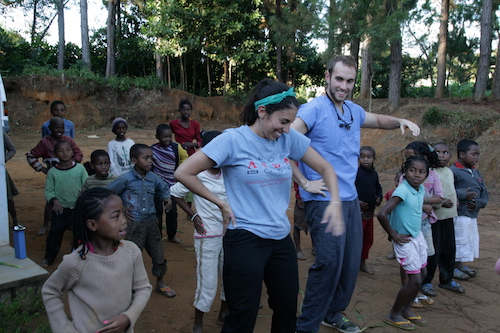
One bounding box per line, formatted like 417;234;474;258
350;36;360;67
389;34;402;110
105;0;116;77
435;0;449;98
116;0;121;59
275;0;283;82
223;58;228;96
180;55;185;91
492;31;500;99
80;0;91;70
56;0;65;70
167;56;171;89
192;58;196;92
326;0;340;60
206;56;211;96
474;0;493;102
183;54;187;91
155;51;163;80
31;0;38;43
359;38;372;99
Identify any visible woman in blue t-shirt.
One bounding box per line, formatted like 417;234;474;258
175;79;343;333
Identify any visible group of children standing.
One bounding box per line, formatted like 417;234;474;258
354;140;488;330
20;98;230;333
13;96;490;332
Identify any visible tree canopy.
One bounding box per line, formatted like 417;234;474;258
0;0;496;102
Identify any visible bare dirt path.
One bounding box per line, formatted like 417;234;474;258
6;128;500;332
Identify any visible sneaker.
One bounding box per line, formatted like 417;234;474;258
321;316;361;333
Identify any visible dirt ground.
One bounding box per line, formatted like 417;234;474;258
5;127;500;333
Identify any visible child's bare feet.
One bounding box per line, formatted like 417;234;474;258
297;250;306;260
216;301;228;325
40;259;49;268
360;260;374;275
37;226;48;235
193;308;203;332
192;323;202;333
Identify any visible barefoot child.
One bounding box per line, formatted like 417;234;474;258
355;146;382;274
27;117;83;235
377;155;429;330
420;142;463;295
151;124;188;242
170;99;202;156
4;130;20;226
42;188;152;333
79;150;117;194
108;117;135;177
403;141;444;307
170;130;228;333
450;139;489;278
170;99;202;210
293;181;309;260
41;140;88;267
107;143;176;298
41;100;75;138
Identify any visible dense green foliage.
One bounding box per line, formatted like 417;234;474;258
0;0;490;98
0;288;51;333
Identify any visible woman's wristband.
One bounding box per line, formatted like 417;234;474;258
329;201;341;205
191;213;199;221
301;180;309;190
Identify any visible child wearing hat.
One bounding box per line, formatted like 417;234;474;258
107;117;135;177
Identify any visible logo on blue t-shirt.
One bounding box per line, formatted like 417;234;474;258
246;157;291;175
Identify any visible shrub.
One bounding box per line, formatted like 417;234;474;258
0;288;51;333
422;106;444;126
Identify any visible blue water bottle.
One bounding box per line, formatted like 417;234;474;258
13;225;27;259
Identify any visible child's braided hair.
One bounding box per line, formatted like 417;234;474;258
72;187;119;260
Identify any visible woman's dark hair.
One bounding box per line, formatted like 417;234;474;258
72;188;119;259
178;98;192;110
402;155;429;177
240;78;299;126
405;141;439;168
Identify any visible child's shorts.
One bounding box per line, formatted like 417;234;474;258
454;216;479;262
393;231;428;274
421;218;435;256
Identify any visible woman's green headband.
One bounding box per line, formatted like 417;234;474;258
254;87;296;111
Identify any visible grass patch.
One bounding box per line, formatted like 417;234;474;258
422;107;500;142
0;288;51;333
